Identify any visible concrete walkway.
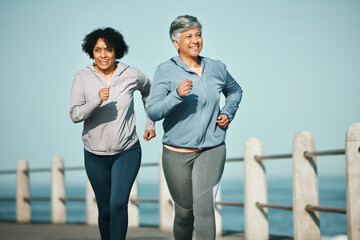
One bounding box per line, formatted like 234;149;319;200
0;222;292;240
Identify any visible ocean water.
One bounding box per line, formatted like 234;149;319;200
0;176;347;239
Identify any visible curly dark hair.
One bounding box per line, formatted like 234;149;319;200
82;27;129;59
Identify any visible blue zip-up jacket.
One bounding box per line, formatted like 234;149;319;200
147;56;243;149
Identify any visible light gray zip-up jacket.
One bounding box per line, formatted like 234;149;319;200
70;62;155;156
147;56;242;149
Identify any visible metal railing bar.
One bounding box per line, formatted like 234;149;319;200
28;197;51;201
60;197;86;202
0;197;16;202
1;147;353;175
304;149;345;158
27;168;52;173
215;201;244;207
131;198;159;204
2;197;245;207
141;163;159;167
1;163;161;176
0;170;17;175
305;204;346;214
63;167;84;171
226;157;244;162
0;158;246;175
256;202;293;211
255;153;292;161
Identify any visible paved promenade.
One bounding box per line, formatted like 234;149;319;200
0;222;292;240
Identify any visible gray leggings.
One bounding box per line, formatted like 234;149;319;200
162;143;226;240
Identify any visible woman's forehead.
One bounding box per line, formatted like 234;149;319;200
94;38;109;48
181;28;201;35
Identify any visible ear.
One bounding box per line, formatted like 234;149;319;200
172;40;179;51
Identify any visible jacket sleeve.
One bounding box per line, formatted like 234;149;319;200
69;72;102;123
220;69;243;121
147;66;184;121
136;69;155;130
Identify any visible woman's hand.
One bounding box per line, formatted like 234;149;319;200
216;114;230;128
99;86;110;101
177;80;193;97
143;129;156;141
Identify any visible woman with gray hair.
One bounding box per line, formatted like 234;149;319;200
147;15;243;239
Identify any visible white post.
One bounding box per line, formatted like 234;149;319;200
128;178;139;228
244;137;268;240
16;159;30;222
215;185;222;236
346;122;360;240
293;131;320;240
51;156;66;223
159;150;174;232
86;177;98;225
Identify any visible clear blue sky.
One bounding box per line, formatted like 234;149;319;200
0;0;359;185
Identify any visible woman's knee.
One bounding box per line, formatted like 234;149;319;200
174;203;194;224
98;204;111;222
193;189;215;217
110;197;128;212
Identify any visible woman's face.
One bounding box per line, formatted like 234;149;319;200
173;28;202;59
93;38;116;73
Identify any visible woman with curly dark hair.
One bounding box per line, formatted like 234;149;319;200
69;27;156;240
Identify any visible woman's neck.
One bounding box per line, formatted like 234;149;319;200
179;55;201;68
94;64;116;83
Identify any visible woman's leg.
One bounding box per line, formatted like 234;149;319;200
109;141;141;240
162;147;196;240
192;144;226;240
84;150;112;240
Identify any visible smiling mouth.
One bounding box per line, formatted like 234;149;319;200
99;60;109;65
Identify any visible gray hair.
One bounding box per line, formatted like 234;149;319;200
169;15;202;42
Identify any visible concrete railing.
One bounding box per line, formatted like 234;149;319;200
0;122;359;240
243;122;360;240
7;157;99;225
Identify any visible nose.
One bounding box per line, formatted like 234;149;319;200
100;50;106;57
192;36;199;43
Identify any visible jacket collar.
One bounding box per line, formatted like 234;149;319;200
170;56;206;72
87;61;129;76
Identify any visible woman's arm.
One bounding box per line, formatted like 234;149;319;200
147;67;184;121
220;70;243;122
69;73;103;123
136;70;156;137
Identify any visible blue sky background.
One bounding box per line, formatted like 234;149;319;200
0;0;359;185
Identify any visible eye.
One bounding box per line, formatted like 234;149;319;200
94;49;101;52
